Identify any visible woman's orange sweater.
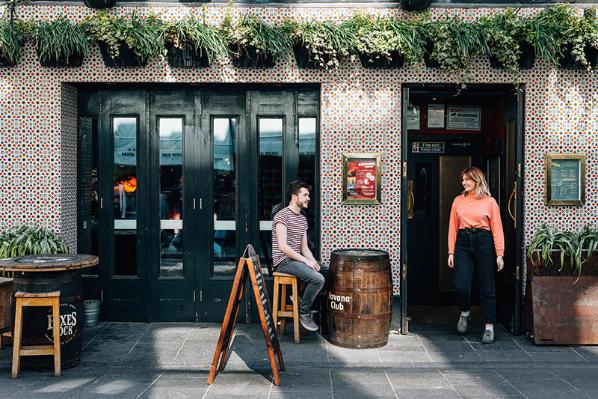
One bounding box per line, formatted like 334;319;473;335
448;192;505;256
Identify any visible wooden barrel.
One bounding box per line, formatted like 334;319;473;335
326;249;392;349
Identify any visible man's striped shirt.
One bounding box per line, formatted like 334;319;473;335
272;207;307;268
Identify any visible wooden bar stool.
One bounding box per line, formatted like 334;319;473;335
12;291;61;378
272;272;303;344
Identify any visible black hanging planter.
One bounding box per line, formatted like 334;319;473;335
293;44;332;69
0;54;15;67
83;0;117;9
488;41;535;70
166;45;210;68
38;51;85;67
401;0;432;12
359;52;405;68
230;45;275;68
99;43;147;67
423;40;441;68
559;44;598;69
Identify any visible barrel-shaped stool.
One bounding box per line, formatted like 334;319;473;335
12;291;61;378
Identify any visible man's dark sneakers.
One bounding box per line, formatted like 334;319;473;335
299;313;318;331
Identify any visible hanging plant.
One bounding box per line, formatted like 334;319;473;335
0;19;25;66
223;14;290;68
480;9;536;73
34;16;90;67
0;225;69;258
83;0;117;10
348;13;423;68
83;11;164;67
164;14;229;68
287;19;355;69
557;7;598;70
420;15;484;72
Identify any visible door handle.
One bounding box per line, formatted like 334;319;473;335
407;180;415;220
507;183;516;229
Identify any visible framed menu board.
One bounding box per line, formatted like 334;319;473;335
342;153;382;205
545;154;586;206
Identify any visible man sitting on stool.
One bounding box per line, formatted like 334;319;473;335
272;180;328;332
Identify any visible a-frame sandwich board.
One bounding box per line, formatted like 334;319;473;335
207;244;285;385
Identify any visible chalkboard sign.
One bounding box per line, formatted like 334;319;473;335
246;246;280;351
545;154;586;206
208;244;284;386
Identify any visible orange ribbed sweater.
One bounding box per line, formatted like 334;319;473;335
448;192;505;256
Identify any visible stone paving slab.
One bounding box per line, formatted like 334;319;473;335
0;322;597;398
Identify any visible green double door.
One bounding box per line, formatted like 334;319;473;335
80;86;319;322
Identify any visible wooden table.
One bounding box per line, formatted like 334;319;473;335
0;254;99;368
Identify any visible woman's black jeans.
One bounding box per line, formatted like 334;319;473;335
453;228;497;324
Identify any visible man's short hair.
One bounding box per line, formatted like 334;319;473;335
288;180;311;202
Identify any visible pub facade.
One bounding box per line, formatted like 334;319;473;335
0;0;596;335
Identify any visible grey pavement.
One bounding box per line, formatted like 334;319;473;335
1;322;597;398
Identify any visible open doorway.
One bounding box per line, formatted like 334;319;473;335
400;84;525;335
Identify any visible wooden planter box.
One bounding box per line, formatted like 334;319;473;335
528;252;598;345
166;45;210;68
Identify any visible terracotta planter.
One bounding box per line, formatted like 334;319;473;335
528;252;598;345
230;45;275;68
359;52;405;68
166;45;210;68
99;43;147;68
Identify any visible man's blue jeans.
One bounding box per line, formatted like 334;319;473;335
276;259;329;315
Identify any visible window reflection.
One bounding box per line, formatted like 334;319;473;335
299;117;317;255
159;118;184;277
113;117;138;276
258;118;283;271
213;118;237;275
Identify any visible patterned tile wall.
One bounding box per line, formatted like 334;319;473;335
0;5;596;295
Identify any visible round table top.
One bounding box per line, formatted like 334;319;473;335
0;254;99;272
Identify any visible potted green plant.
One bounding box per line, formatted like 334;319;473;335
0;19;25;66
526;224;598;344
479;9;536;73
34;16;90;67
0;225;69;258
223;14;290;68
348;13;422;68
420;15;484;71
286;19;354;69
83;11;164;67
164;14;228;68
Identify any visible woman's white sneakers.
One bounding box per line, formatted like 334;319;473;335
457;314;469;334
482;329;495;344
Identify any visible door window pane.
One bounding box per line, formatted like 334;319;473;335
159;118;184;277
258;118;283;271
78;117;99;275
298;117;318;255
113;117;138;276
213;118;237;276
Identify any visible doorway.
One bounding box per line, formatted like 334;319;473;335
400;84;525;334
76;85;320;322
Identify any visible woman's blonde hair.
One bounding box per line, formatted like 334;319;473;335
461;166;491;199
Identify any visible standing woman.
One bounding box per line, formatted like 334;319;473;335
447;166;504;344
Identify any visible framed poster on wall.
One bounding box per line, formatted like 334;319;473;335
342;153;382;205
545;154;586;206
